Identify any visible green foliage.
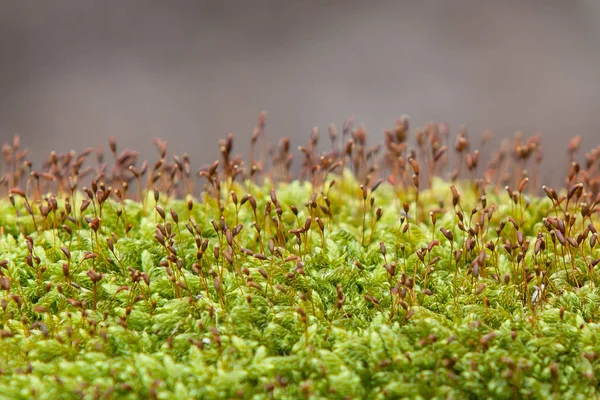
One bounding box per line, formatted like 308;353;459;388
0;172;599;400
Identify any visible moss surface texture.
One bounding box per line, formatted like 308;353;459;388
0;118;600;399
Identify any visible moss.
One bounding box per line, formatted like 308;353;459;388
0;126;599;399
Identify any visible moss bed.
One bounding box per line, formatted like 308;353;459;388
0;119;600;399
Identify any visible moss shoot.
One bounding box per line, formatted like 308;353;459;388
0;118;600;399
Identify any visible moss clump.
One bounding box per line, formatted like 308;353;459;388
0;122;599;399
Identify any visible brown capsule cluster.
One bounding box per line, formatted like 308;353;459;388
1;112;598;211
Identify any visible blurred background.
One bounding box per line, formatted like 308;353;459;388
1;0;599;177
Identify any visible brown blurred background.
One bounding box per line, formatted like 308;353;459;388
1;0;599;178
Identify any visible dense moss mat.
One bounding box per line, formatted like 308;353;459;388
0;173;599;399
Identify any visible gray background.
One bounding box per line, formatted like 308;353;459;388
1;0;599;176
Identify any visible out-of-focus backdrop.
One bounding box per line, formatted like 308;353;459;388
1;0;599;175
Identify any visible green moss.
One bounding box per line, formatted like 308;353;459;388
0;130;599;399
